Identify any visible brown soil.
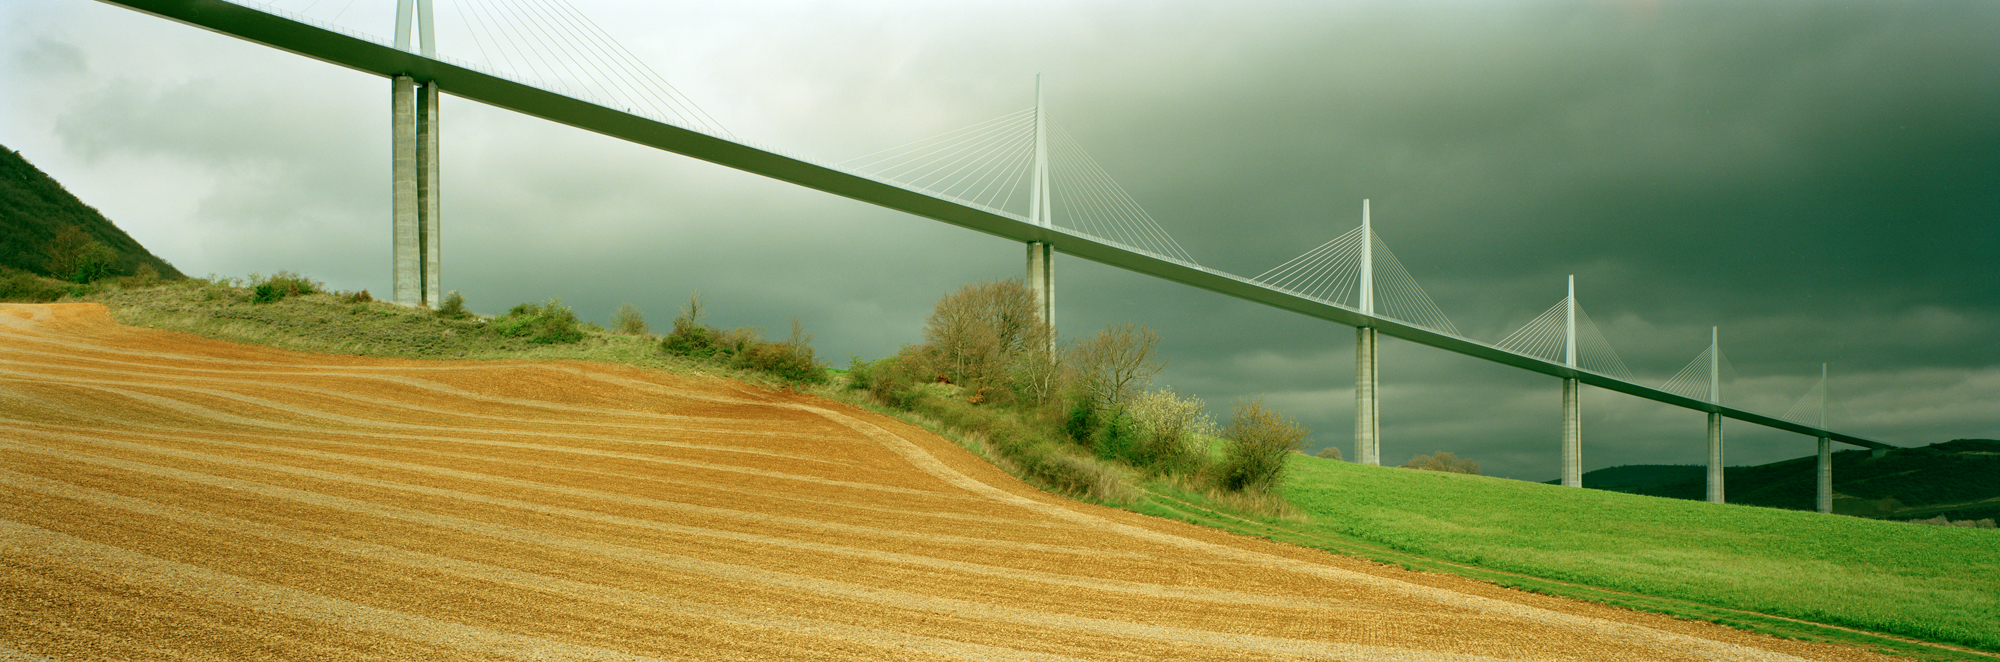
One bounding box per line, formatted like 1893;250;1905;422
0;303;1907;661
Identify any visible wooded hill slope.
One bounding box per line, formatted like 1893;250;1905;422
1553;439;2000;522
1;145;184;280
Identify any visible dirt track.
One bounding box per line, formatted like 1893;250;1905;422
0;303;1900;661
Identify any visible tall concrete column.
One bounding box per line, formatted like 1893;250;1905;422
1561;378;1581;487
1560;275;1581;487
1705;327;1724;504
1814;363;1831;514
1706;413;1725;503
1354;199;1380;466
417;81;441;307
392;76;421;306
1355;326;1380;466
1027;241;1054;345
392;77;441;307
1816;436;1833;514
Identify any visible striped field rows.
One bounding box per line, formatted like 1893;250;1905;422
0;303;1892;661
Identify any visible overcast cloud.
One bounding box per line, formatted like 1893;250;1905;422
4;0;1995;481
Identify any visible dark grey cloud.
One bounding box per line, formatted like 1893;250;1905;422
4;0;1994;481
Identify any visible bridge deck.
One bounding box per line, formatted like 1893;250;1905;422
97;0;1890;450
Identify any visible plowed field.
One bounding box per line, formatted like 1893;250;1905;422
0;303;1898;661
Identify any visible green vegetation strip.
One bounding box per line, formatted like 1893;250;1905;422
1131;457;1997;660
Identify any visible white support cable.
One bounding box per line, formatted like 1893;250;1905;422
839;108;1033;169
981;136;1038;213
447;2;498;77
1661;345;1717;401
1497;300;1571;363
1571;305;1634;380
486;0;586;101
534;0;677;129
953;130;1031;208
846;116;1035;200
469;0;552;92
1780;377;1828;427
548;0;732;138
515;0;622;121
534;0;669;127
1047;124;1195;262
915;120;1035;198
873;114;1031;181
1279;231;1365;306
1370;237;1461;336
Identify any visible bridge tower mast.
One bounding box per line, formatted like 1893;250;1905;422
1026;75;1055;349
392;0;442;307
1707;327;1726;503
1816;363;1832;513
1561;275;1581;487
1355;200;1380;466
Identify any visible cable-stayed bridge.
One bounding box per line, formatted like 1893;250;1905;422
94;0;1890;512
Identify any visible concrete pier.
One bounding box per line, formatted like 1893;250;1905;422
1356;326;1380;465
391;76;440;306
1706;413;1725;504
1816;436;1833;513
1561;377;1581;487
1027;241;1054;342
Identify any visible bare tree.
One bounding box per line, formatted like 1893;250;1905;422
1315;446;1344;461
923;279;1051;398
1068;321;1164;410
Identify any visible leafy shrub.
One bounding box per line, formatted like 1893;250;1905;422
1092;409;1139;462
1212;398;1310;493
864;348;932;409
662;292;720;357
0;268;64;302
490;298;584;344
43;226;118;283
845;354;874;391
733;318;828;385
117;263;161;288
1062;397;1101;446
659;293;826;384
612;302;649;336
1122;388;1214;476
249;271;320;304
436;291;470;318
345;290;374;304
1315;446;1344;461
1403;451;1480;475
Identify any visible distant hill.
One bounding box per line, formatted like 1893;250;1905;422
1;145;184;280
1550;439;2000;521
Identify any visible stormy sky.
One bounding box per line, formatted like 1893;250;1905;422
4;0;1995;481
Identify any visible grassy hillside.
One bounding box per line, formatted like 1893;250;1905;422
1142;456;2000;659
1562;442;2000;522
1;145;185;280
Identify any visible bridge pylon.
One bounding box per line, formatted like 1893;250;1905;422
391;0;440;307
1816;363;1832;514
1027;76;1055;347
1355;200;1381;466
1561;275;1581;487
1706;327;1725;504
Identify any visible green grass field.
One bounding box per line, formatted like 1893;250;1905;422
1136;454;2000;659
